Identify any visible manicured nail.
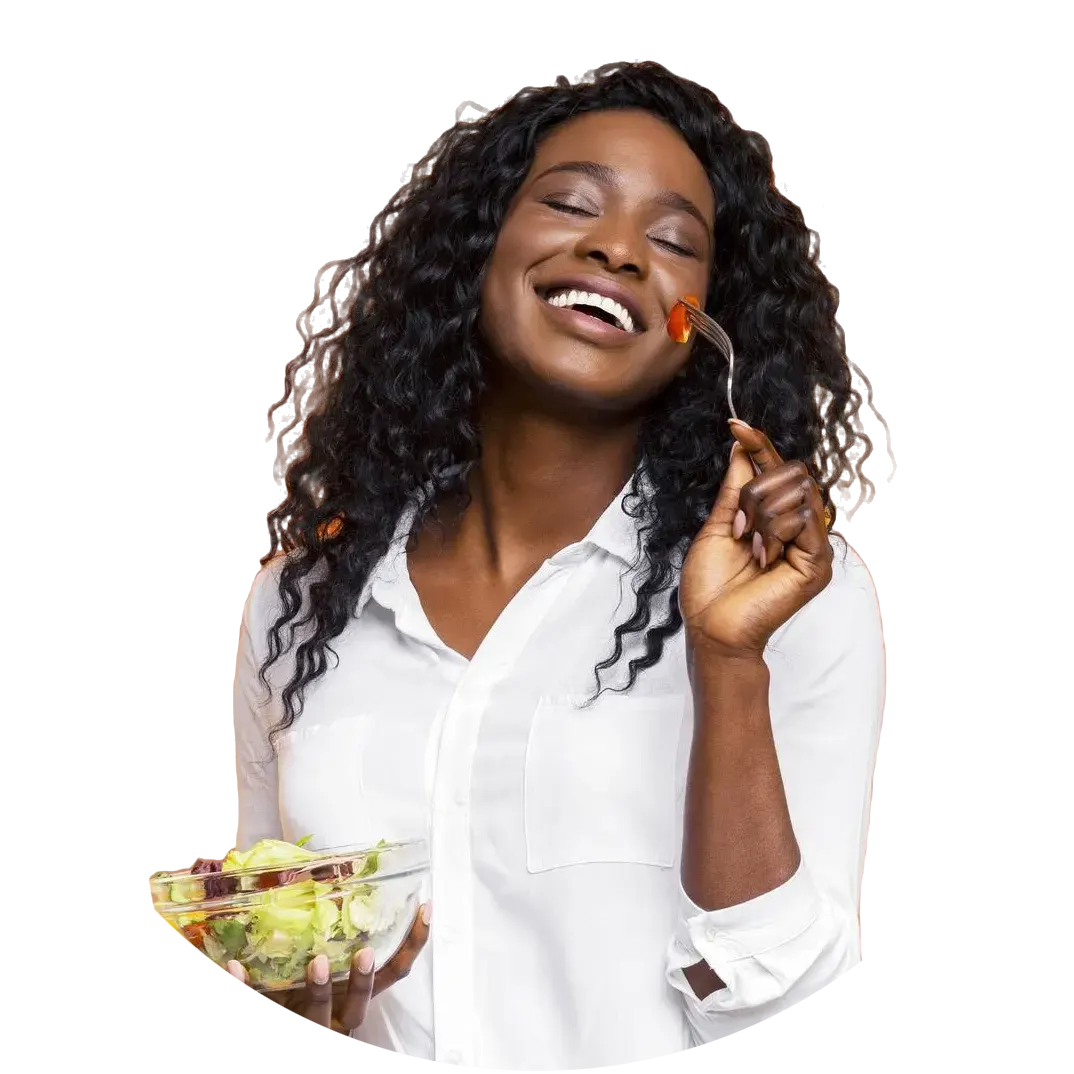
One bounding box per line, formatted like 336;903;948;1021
227;960;245;981
421;902;432;927
357;947;375;974
733;510;747;539
752;532;764;565
311;953;329;985
728;418;753;433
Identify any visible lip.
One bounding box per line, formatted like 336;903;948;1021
535;273;649;334
539;299;642;346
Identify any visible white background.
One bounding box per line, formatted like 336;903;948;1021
3;1;1070;1069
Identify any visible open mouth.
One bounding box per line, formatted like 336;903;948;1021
538;286;644;335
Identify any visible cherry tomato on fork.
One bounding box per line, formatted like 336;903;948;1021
666;295;701;343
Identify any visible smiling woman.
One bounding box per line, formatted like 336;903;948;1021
216;61;891;1069
480;111;715;412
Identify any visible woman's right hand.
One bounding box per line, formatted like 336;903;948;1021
225;901;431;1034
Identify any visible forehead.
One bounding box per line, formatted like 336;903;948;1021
528;108;714;219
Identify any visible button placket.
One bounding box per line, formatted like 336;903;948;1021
429;563;580;1066
430;708;478;1065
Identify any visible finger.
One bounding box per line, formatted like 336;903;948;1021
728;419;785;474
301;954;334;1028
765;505;833;587
337;947;376;1031
373;901;432;999
226;960;250;986
734;461;810;541
749;474;813;568
711;441;758;526
765;501;816;560
782;491;832;565
760;469;832;568
751;528;782;572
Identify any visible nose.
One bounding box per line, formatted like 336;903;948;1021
574;212;648;277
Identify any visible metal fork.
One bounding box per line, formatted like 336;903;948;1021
677;302;767;479
677;302;835;527
679;303;739;422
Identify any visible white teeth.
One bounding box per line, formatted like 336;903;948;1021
544;288;636;333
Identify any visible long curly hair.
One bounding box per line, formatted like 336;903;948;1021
256;60;892;746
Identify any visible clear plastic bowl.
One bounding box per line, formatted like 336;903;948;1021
150;839;429;991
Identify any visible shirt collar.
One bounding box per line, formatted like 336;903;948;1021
547;466;650;569
354;496;422;619
355;463;652;618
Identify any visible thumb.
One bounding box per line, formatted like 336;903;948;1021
711;441;755;518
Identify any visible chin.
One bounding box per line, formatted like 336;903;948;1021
482;304;667;415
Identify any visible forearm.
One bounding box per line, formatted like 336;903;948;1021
682;638;800;909
679;639;801;999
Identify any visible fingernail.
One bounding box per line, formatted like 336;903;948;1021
421;902;432;927
732;510;747;539
357;947;375;974
728;418;753;433
752;532;764;565
311;953;329;985
227;960;245;980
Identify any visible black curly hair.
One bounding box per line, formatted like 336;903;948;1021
256;60;892;747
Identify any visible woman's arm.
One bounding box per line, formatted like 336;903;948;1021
679;647;796;1000
233;565;284;848
667;543;885;1038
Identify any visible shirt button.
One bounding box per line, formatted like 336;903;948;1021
704;926;720;942
445;1051;462;1065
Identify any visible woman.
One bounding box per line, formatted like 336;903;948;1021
226;61;888;1068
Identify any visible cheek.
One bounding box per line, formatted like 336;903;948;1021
480;224;528;312
657;341;693;385
480;248;509;302
484;216;530;278
478;259;526;363
478;220;551;349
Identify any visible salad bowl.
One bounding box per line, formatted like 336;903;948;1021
150;837;429;991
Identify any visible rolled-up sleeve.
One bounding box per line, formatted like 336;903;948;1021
666;539;885;1041
233;561;285;850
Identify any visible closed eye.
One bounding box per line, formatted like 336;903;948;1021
541;198;595;217
543;198;699;257
653;237;698;258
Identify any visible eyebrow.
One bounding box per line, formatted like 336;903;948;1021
531;160;712;232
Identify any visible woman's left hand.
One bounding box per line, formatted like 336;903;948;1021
679;420;834;656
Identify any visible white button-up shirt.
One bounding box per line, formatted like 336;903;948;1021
233;472;885;1069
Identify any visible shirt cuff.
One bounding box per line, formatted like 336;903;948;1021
666;861;826;1014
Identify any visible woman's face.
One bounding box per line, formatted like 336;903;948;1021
480;108;715;414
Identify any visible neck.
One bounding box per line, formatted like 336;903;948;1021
440;380;642;584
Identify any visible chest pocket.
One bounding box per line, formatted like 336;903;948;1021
277;712;432;851
523;693;687;872
276;715;373;849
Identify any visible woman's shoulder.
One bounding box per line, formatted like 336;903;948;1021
828;534;878;599
240;553;290;632
769;534;883;652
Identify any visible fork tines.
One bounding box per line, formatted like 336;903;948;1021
682;304;739;421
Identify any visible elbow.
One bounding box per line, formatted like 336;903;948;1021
691;896;859;1017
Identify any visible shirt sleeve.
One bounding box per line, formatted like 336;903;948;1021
233;561;285;849
666;538;885;1042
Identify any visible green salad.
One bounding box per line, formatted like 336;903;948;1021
153;836;396;989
